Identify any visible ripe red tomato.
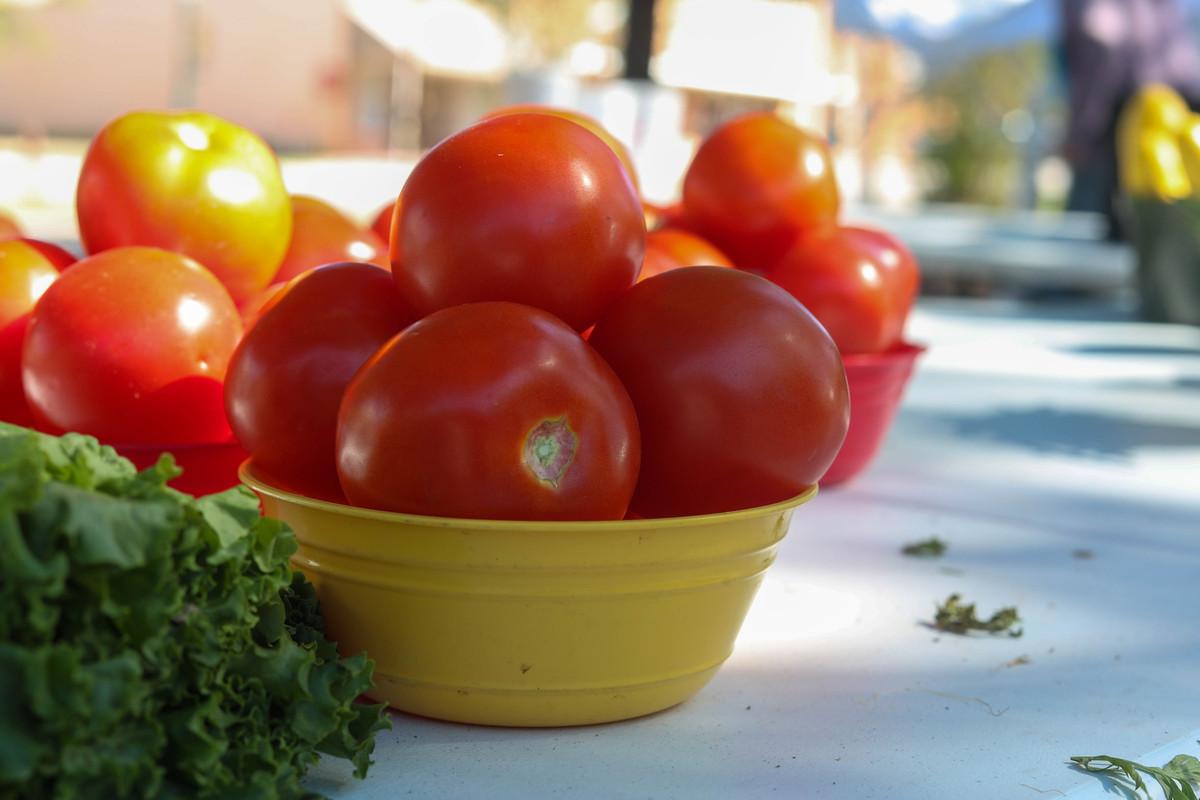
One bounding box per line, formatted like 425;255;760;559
642;201;694;234
848;226;921;309
239;282;286;330
392;113;645;331
16;239;77;270
227;263;414;499
640;228;733;282
23;247;242;444
370;199;395;244
273;195;389;283
76;110;291;303
0;212;22;240
765;226;920;355
683;113;839;270
482;104;640;193
337;301;640;520
589;267;848;517
0;240;61;426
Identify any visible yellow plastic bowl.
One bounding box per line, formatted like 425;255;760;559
240;462;816;727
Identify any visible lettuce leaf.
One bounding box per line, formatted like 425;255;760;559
0;424;389;799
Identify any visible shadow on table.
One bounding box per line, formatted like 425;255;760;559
1066;343;1200;358
1065;766;1143;800
316;641;1200;800
921;407;1200;460
1174;376;1200;391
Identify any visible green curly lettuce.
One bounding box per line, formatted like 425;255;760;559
0;424;389;799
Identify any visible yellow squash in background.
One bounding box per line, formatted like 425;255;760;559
1118;83;1197;200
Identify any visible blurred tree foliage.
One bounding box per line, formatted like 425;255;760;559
922;42;1054;206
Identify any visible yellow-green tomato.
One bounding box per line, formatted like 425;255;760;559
76;110;292;303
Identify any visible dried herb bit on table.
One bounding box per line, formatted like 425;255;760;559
0;423;390;800
901;537;947;557
932;593;1023;637
1070;753;1200;800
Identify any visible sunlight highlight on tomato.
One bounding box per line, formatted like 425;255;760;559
76;110;291;303
273;195;389;283
23;247;242;444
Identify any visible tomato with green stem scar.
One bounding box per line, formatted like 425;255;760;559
336;301;640;520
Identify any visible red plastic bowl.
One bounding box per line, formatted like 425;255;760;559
115;439;248;497
821;341;925;486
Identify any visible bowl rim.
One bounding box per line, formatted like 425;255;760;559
239;460;819;532
840;339;927;368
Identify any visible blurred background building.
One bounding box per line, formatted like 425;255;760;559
3;0;1200;305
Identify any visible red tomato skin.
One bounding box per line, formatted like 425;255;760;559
392;114;645;332
75;110;291;303
239;282;286;330
639;228;733;282
682;113;839;271
482;104;641;193
643;201;692;233
16;239;77;270
765;226;919;355
370;200;395;243
225;262;415;499
22;246;242;444
0;241;61;426
337;301;640;520
273;195;389;283
845;226;921;317
589;266;849;518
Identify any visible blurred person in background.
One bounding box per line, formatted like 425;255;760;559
1060;0;1200;239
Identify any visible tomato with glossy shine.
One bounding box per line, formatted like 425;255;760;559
273;195;389;283
589;267;848;518
683;113;839;271
76;110;291;303
227;263;413;499
392;114;645;332
0;240;61;425
482;104;640;192
848;226;921;309
23;247;242;444
765;226;919;355
639;228;733;282
337;301;640;520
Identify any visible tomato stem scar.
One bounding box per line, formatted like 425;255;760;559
524;417;577;488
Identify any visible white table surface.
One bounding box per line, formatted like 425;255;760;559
846;206;1135;294
305;299;1200;800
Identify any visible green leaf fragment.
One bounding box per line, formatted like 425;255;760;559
1166;755;1200;785
932;593;1023;637
1071;753;1200;800
902;537;947;557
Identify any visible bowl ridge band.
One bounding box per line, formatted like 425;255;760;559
289;533;785;597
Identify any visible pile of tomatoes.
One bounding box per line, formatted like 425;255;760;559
0;103;918;520
0;111;385;450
